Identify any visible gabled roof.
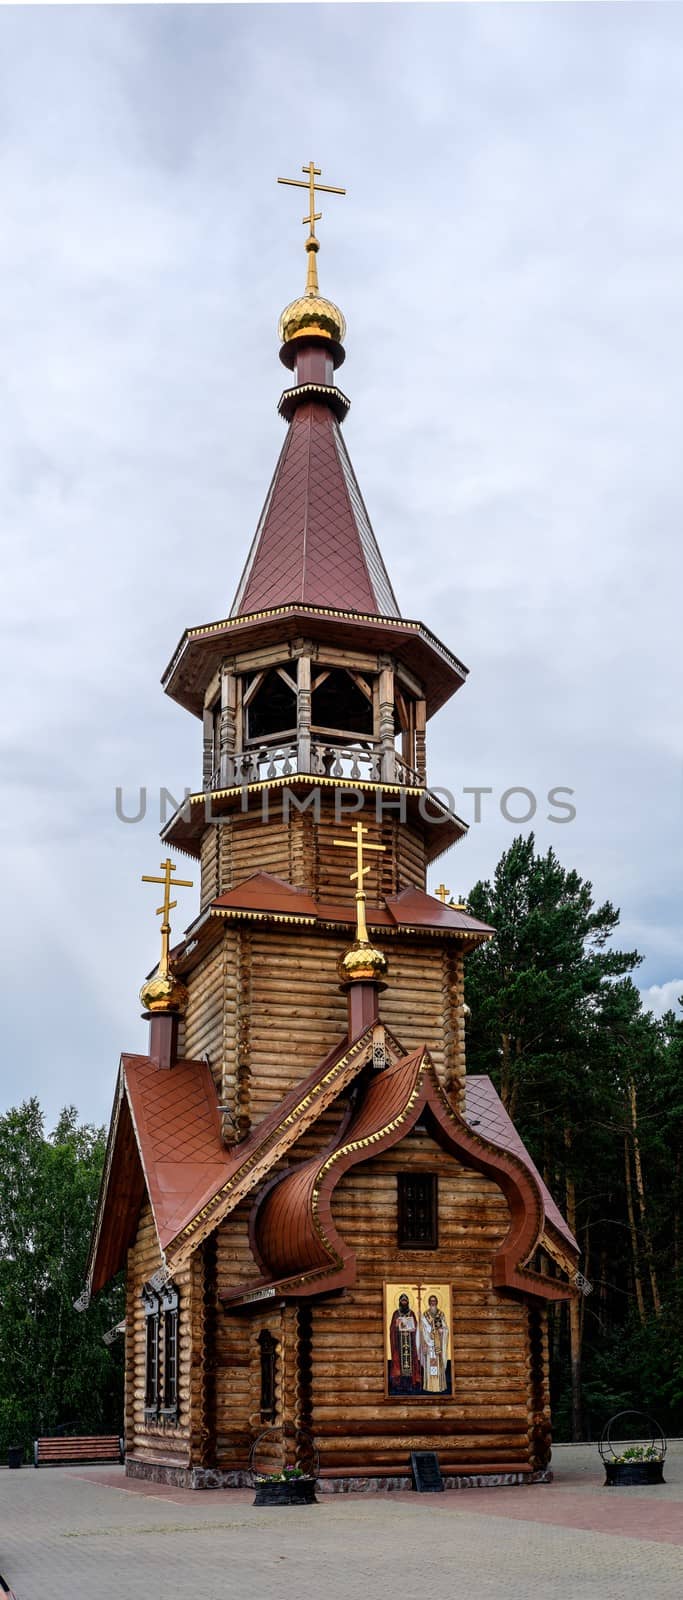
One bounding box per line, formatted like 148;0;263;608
87;1053;225;1294
231;402;400;619
87;1021;396;1292
225;1049;577;1307
88;1015;577;1304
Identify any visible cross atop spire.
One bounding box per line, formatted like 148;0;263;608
278;161;346;243
141;858;193;978
278;161;346;296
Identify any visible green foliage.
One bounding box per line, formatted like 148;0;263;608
465;835;683;1441
0;1099;124;1457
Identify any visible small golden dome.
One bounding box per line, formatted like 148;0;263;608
338;941;389;986
279;291;346;347
278;235;346;348
139;966;189;1016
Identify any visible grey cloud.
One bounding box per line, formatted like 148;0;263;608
1;3;682;1126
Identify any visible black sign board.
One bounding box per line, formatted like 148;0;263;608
410;1450;444;1493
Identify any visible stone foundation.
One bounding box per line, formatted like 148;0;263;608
125;1458;533;1493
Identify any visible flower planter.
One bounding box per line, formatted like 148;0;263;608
253;1476;317;1506
599;1411;667;1490
604;1460;665;1487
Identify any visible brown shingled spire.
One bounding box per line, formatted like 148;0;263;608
231;222;400;621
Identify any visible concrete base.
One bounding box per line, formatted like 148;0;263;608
125;1457;531;1493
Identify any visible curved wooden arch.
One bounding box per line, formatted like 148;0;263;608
241;1048;572;1306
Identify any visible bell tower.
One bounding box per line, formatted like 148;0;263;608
86;169;578;1494
163;165;469;906
161;165;477;1134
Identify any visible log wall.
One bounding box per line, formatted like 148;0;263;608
310;1133;533;1473
180;927;467;1130
211;1131;535;1478
180;944;225;1092
198;795;428;908
125;1203;194;1470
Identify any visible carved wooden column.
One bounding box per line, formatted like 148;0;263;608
297;648;312;774
219;665;237;787
378;655;395;782
415;697;427;784
202;707;214;792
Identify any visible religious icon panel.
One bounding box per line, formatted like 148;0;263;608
384;1282;453;1398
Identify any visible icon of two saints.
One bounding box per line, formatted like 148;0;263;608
387;1288;452;1397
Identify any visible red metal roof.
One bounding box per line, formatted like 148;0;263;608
88;1049;575;1295
209;872;493;939
465;1076;576;1252
231;402;400;618
123;1055;227;1249
238;1051;577;1306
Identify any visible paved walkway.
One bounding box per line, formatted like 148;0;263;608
2;1444;682;1600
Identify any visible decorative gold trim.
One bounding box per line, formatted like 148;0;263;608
167;1024;404;1261
310;1075;425;1261
278;381;350;412
161;605;469;691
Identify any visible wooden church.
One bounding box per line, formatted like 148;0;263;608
86;165;579;1491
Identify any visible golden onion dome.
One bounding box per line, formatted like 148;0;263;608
278;237;346;348
139;966;189;1016
338;940;389;986
279;291;346;347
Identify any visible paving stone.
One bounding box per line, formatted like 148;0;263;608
1;1444;682;1600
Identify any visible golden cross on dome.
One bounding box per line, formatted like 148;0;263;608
141;858;193;975
278;161;346;244
333;821;385;945
435;884;451;904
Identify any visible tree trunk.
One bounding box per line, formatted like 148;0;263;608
564;1124;583;1441
500;1031;512;1109
629;1078;661;1315
624;1131;647;1325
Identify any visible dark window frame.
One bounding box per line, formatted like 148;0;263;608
258;1328;278;1423
397;1172;438;1249
143;1289;160;1418
142;1282;180;1423
160;1286;180;1420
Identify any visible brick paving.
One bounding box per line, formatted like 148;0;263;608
2;1444;682;1600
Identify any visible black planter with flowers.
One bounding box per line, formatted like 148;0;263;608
253;1470;317;1506
250;1424;319;1507
599;1411;666;1487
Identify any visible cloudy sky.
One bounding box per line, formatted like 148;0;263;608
1;3;681;1131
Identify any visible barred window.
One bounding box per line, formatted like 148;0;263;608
160;1285;179;1418
143;1282;179;1421
397;1173;438;1248
258;1329;277;1422
143;1294;160;1414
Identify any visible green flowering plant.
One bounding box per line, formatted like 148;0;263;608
254;1464;308;1482
613;1445;661;1464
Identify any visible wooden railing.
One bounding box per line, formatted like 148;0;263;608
210;738;424;790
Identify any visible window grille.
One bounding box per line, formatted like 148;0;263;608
397;1173;438;1248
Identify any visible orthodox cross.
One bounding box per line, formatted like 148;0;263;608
333;821;385;945
409;1282;426;1324
435;884;450;904
278;161;346;244
141;858;193;975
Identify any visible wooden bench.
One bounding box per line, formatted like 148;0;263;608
33;1435;124;1468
